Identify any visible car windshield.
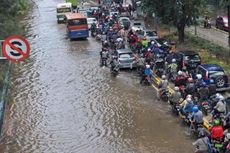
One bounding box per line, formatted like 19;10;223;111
119;53;133;58
156;39;168;45
208;70;225;78
57;8;71;13
184;55;200;61
146;31;157;36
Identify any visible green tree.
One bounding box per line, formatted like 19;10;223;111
143;0;206;43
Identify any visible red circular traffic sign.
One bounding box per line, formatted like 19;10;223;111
2;35;30;62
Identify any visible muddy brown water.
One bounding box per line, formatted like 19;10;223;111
0;0;194;152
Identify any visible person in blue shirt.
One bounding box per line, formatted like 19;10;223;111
182;97;194;115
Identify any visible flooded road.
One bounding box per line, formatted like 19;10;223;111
0;0;194;152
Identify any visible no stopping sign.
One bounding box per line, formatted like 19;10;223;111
2;35;30;62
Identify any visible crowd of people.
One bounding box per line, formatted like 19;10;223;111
90;1;230;152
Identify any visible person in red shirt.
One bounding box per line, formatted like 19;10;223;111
210;119;224;141
129;34;138;46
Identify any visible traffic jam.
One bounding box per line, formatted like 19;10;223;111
56;1;230;153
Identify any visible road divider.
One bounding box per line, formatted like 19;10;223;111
150;72;212;130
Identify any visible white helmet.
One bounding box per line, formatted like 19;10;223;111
172;59;176;63
186;94;192;99
178;71;183;75
219;95;225;101
146;65;150;68
196;74;202;79
186;97;192;102
151;41;155;45
148;48;151;51
162;75;166;80
227;133;230;140
174;86;179;91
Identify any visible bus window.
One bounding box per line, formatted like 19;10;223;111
57;8;71;13
68;19;87;26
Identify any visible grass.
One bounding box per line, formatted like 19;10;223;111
162;29;230;75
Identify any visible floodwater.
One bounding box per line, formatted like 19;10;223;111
0;0;194;152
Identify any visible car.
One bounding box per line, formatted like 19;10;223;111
112;49;137;69
118;17;131;30
151;38;170;54
197;64;230;91
87;17;97;29
131;20;145;31
171;50;201;71
216;16;228;31
145;29;158;40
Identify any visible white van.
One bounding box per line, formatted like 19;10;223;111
56;2;72;23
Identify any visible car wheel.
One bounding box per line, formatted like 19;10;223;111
216;76;225;88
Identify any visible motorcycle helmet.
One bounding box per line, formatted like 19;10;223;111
186;97;192;102
174;86;179;91
188;78;193;82
192;105;199;113
196;74;202;80
146;65;150;69
172;59;176;63
219;95;225;101
177;71;183;76
162;75;166;80
147;48;151;51
226;133;230;140
151;41;155;45
186;94;192;99
214;119;220;125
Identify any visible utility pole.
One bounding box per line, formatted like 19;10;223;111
228;5;230;56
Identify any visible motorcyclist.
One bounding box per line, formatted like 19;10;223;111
102;40;109;50
91;22;97;32
195;74;205;89
115;37;124;49
169;86;182;105
210;119;224;141
192;132;209;153
167;59;178;80
190;106;204;130
213;95;226;117
110;56;119;72
181;97;194;116
140;64;152;84
100;49;109;66
175;70;187;87
197;82;209;101
158;75;169;99
185;78;196;95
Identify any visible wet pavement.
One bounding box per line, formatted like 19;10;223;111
0;0;194;152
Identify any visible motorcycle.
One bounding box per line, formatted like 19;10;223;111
191;124;206;138
96;34;102;41
169;101;181;115
101;58;107;67
160;89;170;102
212;139;223;153
204;19;211;29
111;65;119;77
201;101;211;116
91;30;97;37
